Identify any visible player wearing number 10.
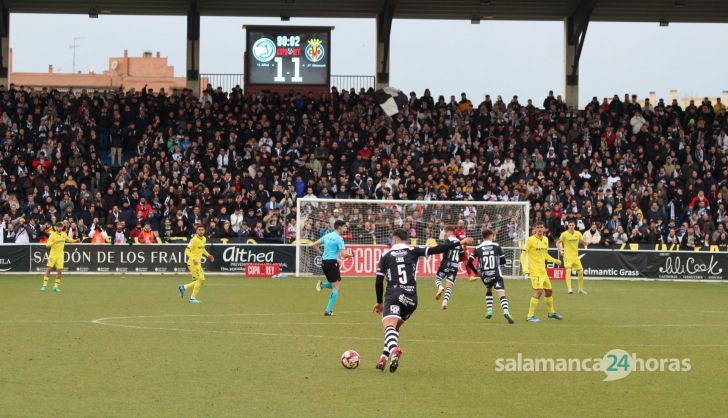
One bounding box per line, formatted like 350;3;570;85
373;229;473;372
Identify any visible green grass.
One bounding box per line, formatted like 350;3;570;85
1;275;727;417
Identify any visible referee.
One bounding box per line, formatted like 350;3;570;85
313;220;353;316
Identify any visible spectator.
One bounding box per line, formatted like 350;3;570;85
583;223;601;246
89;221;109;244
612;225;628;245
136;223;158;244
112;222;129;244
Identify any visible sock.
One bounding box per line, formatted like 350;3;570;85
191;280;202;299
565;269;572;291
184;281;195;291
528;297;539;317
577;270;584;291
43;276;49;286
321;282;333;289
383;325;399;357
54;277;61;287
435;277;443;289
545;296;555;314
485;293;493;310
444;286;453;301
500;296;510;314
325;289;339;313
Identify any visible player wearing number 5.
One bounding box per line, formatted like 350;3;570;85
557;219;588;294
520;221;563;322
312;220;353;316
178;225;215;303
373;229;473;372
41;222;80;292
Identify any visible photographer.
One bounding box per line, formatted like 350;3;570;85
89;219;109;244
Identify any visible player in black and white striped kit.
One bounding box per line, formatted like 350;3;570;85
374;228;473;372
467;229;515;324
434;225;463;310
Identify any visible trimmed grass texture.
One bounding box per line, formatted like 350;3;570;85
1;275;727;417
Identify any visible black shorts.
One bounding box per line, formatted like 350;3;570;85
321;259;341;283
383;293;418;322
482;276;505;291
437;263;458;283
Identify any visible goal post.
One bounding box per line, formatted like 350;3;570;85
295;198;529;278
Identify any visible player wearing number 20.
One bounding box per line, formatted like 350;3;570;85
467;229;514;324
373;229;473;373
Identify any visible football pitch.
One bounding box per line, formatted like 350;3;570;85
2;275;727;417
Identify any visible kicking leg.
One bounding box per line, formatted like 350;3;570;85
434;273;444;300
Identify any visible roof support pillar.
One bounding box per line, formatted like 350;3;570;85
186;0;200;95
375;0;397;89
0;2;9;89
564;0;597;109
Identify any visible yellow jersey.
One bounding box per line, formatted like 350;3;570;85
559;230;583;259
520;235;558;275
46;230;74;259
186;234;211;264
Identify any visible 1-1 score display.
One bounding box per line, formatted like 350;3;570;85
247;28;329;85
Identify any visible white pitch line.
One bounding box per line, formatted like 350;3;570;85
100;319;728;329
90;314;728;348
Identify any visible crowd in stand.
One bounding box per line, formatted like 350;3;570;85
0;83;726;248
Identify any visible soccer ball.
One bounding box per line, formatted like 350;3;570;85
340;350;360;369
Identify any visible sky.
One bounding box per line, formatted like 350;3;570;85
8;14;728;105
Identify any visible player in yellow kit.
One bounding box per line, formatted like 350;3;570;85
178;225;215;303
520;221;563;322
557;219;588;295
41;222;80;292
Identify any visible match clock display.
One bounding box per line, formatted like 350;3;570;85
246;26;331;86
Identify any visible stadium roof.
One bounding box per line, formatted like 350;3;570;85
5;0;728;23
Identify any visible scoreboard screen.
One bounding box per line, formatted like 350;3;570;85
246;26;331;86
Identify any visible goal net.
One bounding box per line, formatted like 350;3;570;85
295;198;529;278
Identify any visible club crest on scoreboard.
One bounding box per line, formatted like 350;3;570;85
252;38;276;62
305;38;325;63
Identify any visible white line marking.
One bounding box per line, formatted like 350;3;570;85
90;313;728;348
100;319;728;328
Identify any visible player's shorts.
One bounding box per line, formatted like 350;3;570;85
563;256;583;270
437;263;458;283
383;293;418;322
482;276;505;290
321;259;341;283
529;271;552;290
47;255;63;270
187;263;205;281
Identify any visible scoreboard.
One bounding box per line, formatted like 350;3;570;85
245;26;331;88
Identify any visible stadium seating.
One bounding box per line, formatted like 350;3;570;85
0;84;726;248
